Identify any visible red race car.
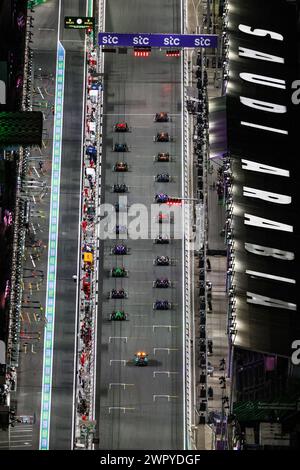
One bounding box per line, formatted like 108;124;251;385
156;132;170;142
155;112;169;122
114;122;129;132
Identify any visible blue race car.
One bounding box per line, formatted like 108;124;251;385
156;173;170;183
114;143;129;152
154;300;171;310
111;288;127;299
113;184;128;193
113;244;128;255
155;193;169;203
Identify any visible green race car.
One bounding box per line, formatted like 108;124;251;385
110;310;127;321
111;267;127;277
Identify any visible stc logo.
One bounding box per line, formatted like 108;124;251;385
194;37;212;46
133;35;150;45
163;36;180;46
101;34;119;45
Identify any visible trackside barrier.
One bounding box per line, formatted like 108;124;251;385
182;0;195;450
8;11;34;369
73;0;105;450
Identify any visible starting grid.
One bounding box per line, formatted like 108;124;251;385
39;41;65;451
35;1;212;451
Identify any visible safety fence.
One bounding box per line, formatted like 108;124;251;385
183;0;215;449
7;11;34;369
3;8;36;435
182;0;194;450
73;0;105;449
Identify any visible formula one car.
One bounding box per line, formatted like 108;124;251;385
111;267;127;278
114;143;129;152
154;256;170;266
155;173;170;183
154;235;170;244
112;244;128;255
155;132;170;142
113;183;128;193
110;310;127;321
113;162;128;172
155;112;169;123
134;351;148;366
154;278;171;288
156;152;170;162
155;193;168;204
153;300;171;310
110;288;127;299
114;122;129;132
115;225;127;234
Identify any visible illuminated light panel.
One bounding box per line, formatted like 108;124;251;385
133;48;151;57
167;197;182;206
166;50;180;57
39;41;65;451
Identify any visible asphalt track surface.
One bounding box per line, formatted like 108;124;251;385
48;0;86;450
95;0;184;450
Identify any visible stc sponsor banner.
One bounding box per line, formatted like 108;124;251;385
98;32;218;48
226;0;300;356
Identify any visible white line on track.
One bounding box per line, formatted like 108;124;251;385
108;336;128;343
37;86;45;100
181;0;187;450
109;383;135;390
9;444;33;448
153;371;179;378
109;359;127;366
153;394;178;402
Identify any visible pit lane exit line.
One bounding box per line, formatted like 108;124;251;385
109;359;127;366
108;336;128;343
153;395;178;402
153;348;179;355
108;407;135;414
153;371;179;378
109;383;135;390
